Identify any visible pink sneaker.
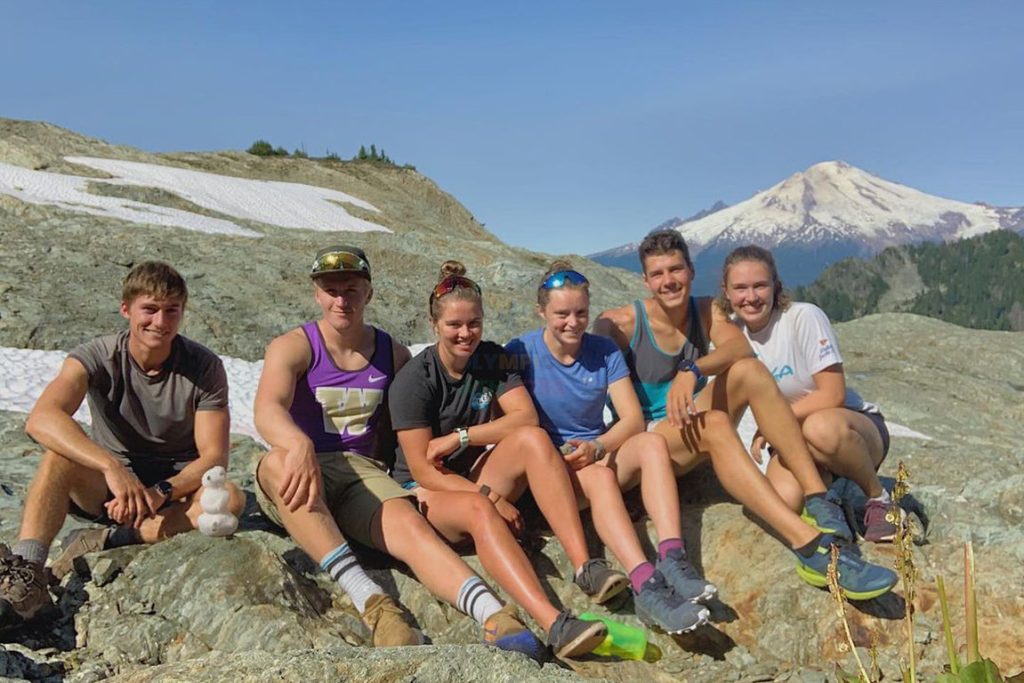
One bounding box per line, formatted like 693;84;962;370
862;499;905;543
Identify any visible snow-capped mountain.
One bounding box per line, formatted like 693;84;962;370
591;161;1024;293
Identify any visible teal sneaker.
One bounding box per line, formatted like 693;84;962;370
633;570;710;634
794;534;898;600
803;494;854;542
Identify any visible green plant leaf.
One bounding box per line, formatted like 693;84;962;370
935;659;1005;683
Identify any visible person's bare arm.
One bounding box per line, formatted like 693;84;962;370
594;305;635;352
25;357;152;526
563;377;644;470
788;365;846;421
424;386;540;465
165;408;230;497
253;330;320;511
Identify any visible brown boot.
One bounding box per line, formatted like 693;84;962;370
361;593;423;647
49;527;111;580
0;544;53;627
483;603;545;661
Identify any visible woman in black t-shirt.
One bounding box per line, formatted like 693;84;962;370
389;261;620;659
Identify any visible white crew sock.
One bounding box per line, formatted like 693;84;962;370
320;543;383;614
456;576;502;625
869;488;892;504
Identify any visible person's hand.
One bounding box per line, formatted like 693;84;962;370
666;370;699;428
749;430;768;465
562;439;599;471
143;485;169;514
278;439;323;512
493;497;523;536
102;462;151;527
426;432;461;469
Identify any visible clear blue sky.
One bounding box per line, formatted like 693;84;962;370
3;1;1022;254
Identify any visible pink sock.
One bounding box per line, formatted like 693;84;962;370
629;562;656;593
658;538;684;561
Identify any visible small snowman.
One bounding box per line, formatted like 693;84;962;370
198;466;238;537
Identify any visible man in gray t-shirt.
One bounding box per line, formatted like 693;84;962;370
0;262;241;630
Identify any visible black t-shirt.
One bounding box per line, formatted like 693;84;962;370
389;341;523;485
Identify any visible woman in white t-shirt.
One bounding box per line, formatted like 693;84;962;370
719;246;900;543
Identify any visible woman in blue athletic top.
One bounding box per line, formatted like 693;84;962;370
506;260;713;635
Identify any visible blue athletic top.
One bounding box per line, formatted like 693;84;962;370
624;298;708;421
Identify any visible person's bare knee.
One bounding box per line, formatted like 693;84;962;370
225;482;246;517
256;447;289;492
802;413;844;458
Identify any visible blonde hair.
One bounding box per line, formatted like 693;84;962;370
429;260;483;320
121;261;188;306
537;259;590;307
716;245;791;314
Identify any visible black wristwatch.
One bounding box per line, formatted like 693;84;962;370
677;359;704;383
153;480;173;501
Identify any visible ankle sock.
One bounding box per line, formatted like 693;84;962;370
105;526;142;549
12;539;48;566
794;533;824;558
628;562;656;593
868;489;892;504
320;543;383;614
657;538;684;561
456;576;502;625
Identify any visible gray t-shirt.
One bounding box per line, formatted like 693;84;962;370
68;330;229;464
389;342;522;485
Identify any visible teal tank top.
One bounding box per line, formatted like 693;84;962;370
624;298;708;421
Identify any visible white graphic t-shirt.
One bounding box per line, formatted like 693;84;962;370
735;302;879;414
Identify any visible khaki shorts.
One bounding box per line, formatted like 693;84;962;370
254;450;410;547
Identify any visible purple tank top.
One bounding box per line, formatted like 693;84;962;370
288;322;394;459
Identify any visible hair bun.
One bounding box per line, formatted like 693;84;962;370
545;259;574;276
438;260;467;281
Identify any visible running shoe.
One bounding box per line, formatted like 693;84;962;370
546;610;607;659
361;593;424;647
50;527;111;580
633;570;710;634
862;499;906;543
656;547;717;603
483;603;546;661
793;534;898;600
0;544;53;627
803;494;854;542
574;558;629;604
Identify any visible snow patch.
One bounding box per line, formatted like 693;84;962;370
0;156;391;237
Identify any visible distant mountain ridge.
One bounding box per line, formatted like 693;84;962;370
794;230;1024;331
590;161;1024;295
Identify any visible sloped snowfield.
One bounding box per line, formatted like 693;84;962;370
0;156;390;237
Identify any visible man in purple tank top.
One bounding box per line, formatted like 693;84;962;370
253;246;535;651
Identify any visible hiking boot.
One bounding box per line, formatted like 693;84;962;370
546;610;607;659
0;544;53;627
574;559;629;604
361;593;423;647
483;603;545;661
863;499;906;543
633;569;710;634
50;527;111;580
656;547;717;603
803;494;853;542
794;534;898;600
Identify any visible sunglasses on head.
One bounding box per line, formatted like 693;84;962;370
430;275;481;303
310;250;371;278
540;270;589;290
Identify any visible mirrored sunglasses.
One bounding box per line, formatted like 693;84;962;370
430;275;481;303
310;250;371;278
540;270;589;290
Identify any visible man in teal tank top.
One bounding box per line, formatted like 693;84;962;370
594;230;897;600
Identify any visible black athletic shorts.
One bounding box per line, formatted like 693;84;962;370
67;459;186;524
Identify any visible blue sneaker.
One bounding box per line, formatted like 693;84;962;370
656;548;717;603
484;604;546;661
794;534;898;600
633;570;710;634
803;494;854;542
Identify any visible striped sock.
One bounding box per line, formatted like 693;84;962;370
320;544;384;614
456;576;502;625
